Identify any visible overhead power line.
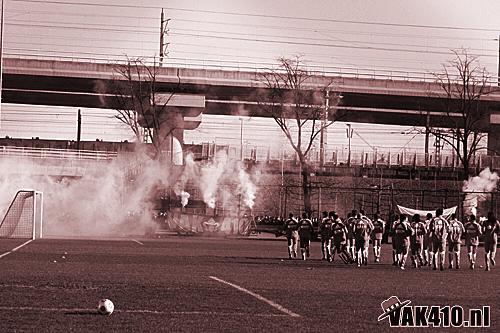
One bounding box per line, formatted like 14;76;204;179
7;22;496;57
8;16;496;54
9;9;498;43
169;32;498;58
6;32;157;44
7;18;156;31
5;22;157;34
7;40;154;52
10;0;500;32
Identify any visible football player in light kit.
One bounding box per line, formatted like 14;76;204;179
371;213;385;263
423;213;433;266
428;208;449;271
283;213;300;259
410;214;427;268
330;212;352;264
319;211;333;261
482;212;500;271
447;213;465;269
346;210;357;263
393;214;412;270
353;212;374;267
298;213;315;260
463;214;482;269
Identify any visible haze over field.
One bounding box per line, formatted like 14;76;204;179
0;149;259;237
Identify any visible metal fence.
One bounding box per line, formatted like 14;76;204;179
197;142;500;170
0;146;118;177
251;184;500;222
0;146;117;161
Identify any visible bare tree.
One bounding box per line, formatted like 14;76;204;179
257;56;343;216
111;57;181;160
431;49;493;179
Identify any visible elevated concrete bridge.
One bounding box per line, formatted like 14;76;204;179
3;57;500;152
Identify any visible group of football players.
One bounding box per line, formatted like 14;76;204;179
282;208;500;271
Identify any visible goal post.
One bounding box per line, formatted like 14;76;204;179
0;190;43;239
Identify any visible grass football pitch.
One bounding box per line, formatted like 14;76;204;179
0;237;498;332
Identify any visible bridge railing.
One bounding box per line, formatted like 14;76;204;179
6;53;499;86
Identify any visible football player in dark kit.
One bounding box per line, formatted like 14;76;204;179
353;212;374;267
298;213;314;260
392;214;412;270
319;211;333;261
330;211;352;264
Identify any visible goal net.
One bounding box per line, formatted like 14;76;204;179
0;190;43;239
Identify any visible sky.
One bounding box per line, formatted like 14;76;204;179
0;0;499;155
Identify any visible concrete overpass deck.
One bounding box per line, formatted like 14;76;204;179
3;57;500;151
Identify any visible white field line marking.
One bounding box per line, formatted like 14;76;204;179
0;306;288;317
209;276;301;318
0;306;94;312
131;239;144;245
0;239;33;259
127;310;287;317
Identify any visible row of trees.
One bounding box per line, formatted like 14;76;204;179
111;49;496;216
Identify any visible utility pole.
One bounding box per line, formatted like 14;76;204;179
76;109;81;150
0;0;5;125
319;90;329;167
346;123;353;166
159;9;170;66
424;110;430;166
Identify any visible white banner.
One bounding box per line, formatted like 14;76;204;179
396;205;457;220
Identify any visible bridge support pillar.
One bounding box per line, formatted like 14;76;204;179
487;124;500;156
154;107;202;165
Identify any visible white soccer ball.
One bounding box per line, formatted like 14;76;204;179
97;298;114;315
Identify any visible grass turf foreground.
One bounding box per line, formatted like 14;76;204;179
0;237;498;332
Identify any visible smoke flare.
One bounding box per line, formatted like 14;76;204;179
462;167;499;216
200;151;228;208
175;151;259;212
180;191;190;207
238;168;256;209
